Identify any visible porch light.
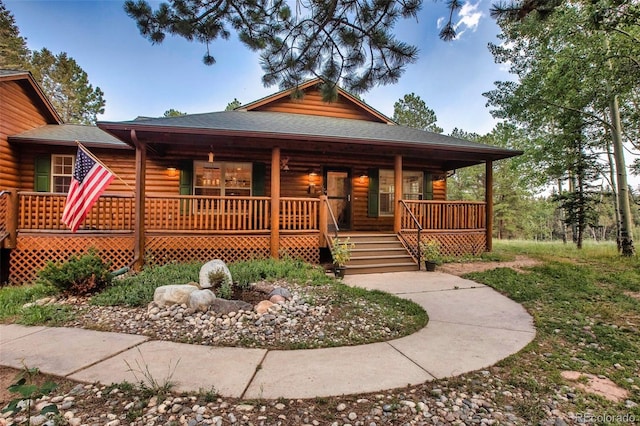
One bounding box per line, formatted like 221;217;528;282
359;173;368;183
307;170;318;193
166;167;178;177
208;151;214;163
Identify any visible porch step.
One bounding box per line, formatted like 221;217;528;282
344;262;419;275
333;233;418;275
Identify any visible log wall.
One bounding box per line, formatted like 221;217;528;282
252;87;383;122
0;80;52;189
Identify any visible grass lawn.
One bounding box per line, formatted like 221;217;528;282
463;240;640;423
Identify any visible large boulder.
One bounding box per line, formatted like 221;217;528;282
153;284;199;307
188;289;216;312
199;260;233;289
209;299;253;316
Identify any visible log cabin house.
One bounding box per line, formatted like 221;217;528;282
1;71;521;284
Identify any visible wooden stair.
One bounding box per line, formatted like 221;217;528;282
335;233;418;275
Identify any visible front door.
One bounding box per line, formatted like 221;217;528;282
325;169;351;230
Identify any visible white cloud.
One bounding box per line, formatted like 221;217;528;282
436;17;445;29
454;1;484;35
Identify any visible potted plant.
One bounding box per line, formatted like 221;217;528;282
331;237;355;278
419;239;441;272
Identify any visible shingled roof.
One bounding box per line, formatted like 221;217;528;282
10;124;130;149
98;110;520;161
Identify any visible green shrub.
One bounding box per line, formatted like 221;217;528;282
38;250;112;296
216;279;233;299
91;262;200;307
229;257;331;287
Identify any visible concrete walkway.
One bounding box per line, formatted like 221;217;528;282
0;272;535;399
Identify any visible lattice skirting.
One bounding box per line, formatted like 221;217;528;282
401;230;487;257
9;233;321;285
9;235;135;285
279;234;320;264
145;235;271;265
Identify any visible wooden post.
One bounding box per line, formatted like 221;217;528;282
6;189;18;248
319;194;328;247
270;147;281;258
393;154;403;233
485;160;493;252
131;130;146;270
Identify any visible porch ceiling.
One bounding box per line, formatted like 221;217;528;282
98;111;522;169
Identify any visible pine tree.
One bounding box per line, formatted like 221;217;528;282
392;93;443;133
123;0;468;96
0;0;29;69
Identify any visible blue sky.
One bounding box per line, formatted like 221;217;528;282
7;0;510;135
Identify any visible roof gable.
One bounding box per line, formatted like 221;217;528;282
239;79;393;124
0;70;61;124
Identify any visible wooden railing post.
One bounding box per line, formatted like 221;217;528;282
270;147;281;258
485;160;493;252
394;154;403;233
319;195;328;247
131;131;146;270
7;189;18;248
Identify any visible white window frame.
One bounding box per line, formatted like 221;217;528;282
51;154;75;193
379;170;424;216
193;161;252;197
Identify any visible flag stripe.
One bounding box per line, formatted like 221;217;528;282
62;146;115;232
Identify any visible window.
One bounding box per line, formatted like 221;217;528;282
403;171;423;200
378;170;424;216
52;155;74;193
379;170;395;216
193;161;252;197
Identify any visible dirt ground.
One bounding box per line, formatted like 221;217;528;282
437;255;541;276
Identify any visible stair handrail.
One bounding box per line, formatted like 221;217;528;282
399;200;422;270
323;197;340;241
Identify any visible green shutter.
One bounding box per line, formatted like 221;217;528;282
34;155;51;192
252;162;266;196
179;162;193;214
423;173;434;200
367;168;379;218
179;162;193;195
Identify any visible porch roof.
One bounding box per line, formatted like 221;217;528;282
9;124;131;150
98;110;522;167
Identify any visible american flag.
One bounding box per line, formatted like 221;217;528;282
61;145;115;232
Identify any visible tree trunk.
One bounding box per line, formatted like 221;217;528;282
605;37;635;256
558;179;567;244
608;95;635;256
605;141;622;251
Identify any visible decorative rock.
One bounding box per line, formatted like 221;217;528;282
199;260;233;289
209;299;253;316
251;282;275;294
188;289;216;312
268;287;292;300
255;300;274;314
153;285;199;307
270;295;286;304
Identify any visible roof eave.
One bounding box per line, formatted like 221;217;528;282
97;122;521;161
9;136;132;150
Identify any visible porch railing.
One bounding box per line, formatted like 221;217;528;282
400;200;486;230
17;192;135;231
16;192;320;233
0;191;9;243
145;195;271;232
